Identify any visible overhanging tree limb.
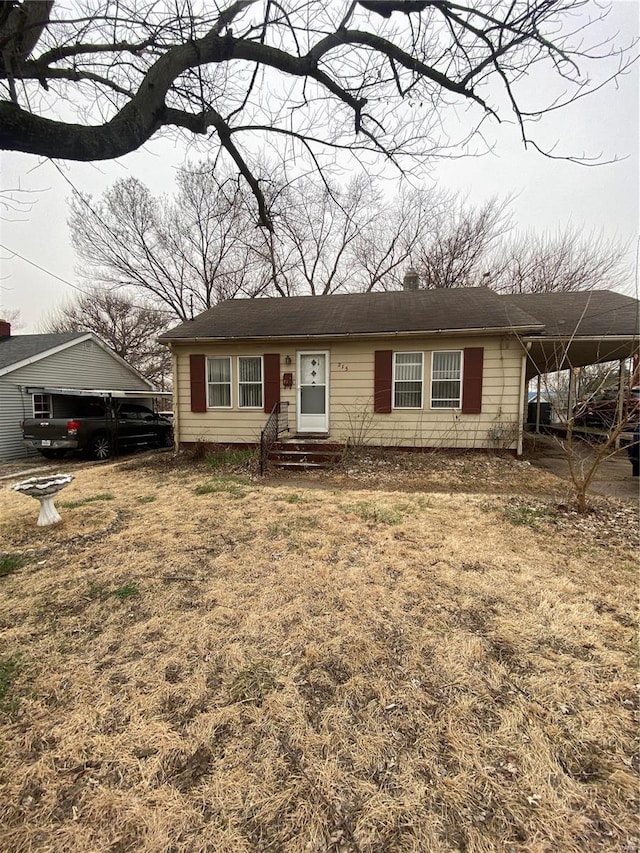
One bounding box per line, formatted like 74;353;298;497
0;1;636;220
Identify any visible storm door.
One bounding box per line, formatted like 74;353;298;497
297;352;329;433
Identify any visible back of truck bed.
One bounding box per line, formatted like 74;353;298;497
22;417;91;456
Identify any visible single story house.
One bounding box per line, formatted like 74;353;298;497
159;288;638;455
0;320;161;461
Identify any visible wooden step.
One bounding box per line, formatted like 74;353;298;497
268;440;343;470
274;461;329;470
288;432;330;438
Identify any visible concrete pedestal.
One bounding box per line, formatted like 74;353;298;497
12;474;74;526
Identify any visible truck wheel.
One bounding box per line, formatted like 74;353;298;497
90;434;112;461
163;430;174;448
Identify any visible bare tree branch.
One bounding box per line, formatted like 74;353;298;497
0;0;634;222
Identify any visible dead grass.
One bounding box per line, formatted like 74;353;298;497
0;452;638;853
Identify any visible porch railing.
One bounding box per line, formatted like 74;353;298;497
259;401;290;475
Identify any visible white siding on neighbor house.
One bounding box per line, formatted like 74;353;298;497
172;335;526;450
0;380;35;461
7;338;151;389
0;338;153;461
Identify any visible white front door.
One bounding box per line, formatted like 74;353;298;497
297;351;329;433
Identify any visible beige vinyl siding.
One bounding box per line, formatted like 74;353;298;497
329;337;523;449
176;346;288;444
174;335;525;450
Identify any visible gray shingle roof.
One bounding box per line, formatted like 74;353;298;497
160;288;544;341
0;333;87;372
502;291;638;337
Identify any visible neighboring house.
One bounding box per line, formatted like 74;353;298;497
159;287;639;455
0;321;159;461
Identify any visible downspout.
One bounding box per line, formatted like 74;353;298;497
169;345;179;450
615;357;625;451
517;344;531;456
567;368;577;423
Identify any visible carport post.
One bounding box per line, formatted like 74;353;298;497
566;368;576;424
535;374;542;433
615;358;625;450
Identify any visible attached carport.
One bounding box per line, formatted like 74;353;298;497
503;291;639;437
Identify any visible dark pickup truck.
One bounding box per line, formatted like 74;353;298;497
22;402;173;461
573;387;640;428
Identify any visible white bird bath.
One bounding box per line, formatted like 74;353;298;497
12;474;75;527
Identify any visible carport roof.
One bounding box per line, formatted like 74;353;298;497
504;291;639;376
502;291;638;339
24;386;172;398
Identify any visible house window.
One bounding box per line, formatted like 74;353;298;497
207;357;232;407
431;351;462;408
33;393;52;418
393;352;423;408
238;356;263;408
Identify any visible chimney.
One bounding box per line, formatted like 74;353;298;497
0;319;10;338
402;269;420;291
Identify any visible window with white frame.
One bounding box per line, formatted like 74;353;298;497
238;356;263;408
33;393;52;418
207;357;231;407
393;352;423;408
431;350;462;408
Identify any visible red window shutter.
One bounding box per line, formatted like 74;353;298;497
374;350;393;413
190;354;207;413
462;347;484;414
263;353;280;413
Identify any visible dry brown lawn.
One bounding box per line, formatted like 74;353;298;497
0;450;638;853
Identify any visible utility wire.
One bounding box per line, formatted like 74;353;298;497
0;242;173;314
0;242;90;294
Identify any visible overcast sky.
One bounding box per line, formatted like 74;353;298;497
1;1;638;333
